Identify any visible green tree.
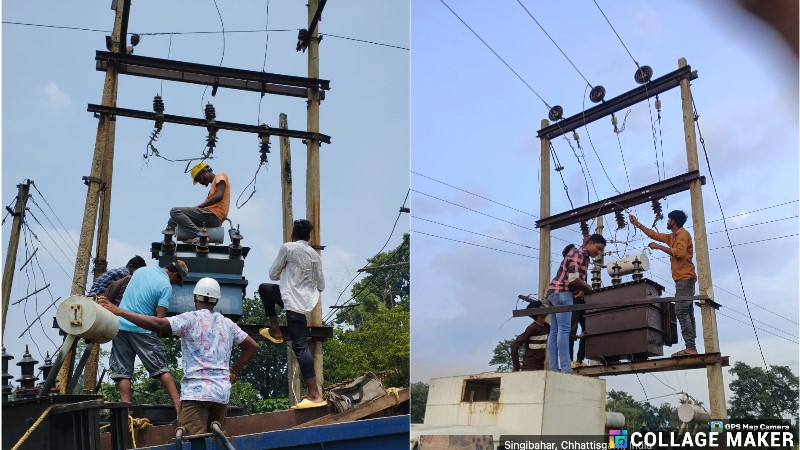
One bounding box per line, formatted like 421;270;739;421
728;362;799;421
489;338;519;373
410;381;429;424
234;296;289;399
323;234;410;388
605;390;679;430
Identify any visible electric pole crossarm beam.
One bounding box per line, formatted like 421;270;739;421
87;104;332;144
97;61;312;99
535;171;704;230
96;51;331;91
536;65;698;140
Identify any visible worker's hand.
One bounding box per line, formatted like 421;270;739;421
629;214;640;227
97;296;121;316
573;291;585;300
648;242;660;251
229;370;237;383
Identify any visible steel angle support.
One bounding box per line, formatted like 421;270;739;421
87;104;332;144
96;51;329;98
512;295;710;318
537;65;698;141
535;171;704;230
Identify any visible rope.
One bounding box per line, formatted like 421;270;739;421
128;415;153;448
11;404;57;450
386;387;402;405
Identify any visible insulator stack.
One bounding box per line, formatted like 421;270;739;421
205;103;218;153
591;266;602;290
2;348;13;402
632;257;644;281
39;352;54;384
590;85;606;103
548;105;563;121
615;210;626;230
580;221;590;238
228;226;244;258
195;226;210;254
634;65;653;84
130;33;141;47
259;124;271;164
153;95;165;129
161;226;176;253
651;199;664;227
15;346;39;398
610;263;622;286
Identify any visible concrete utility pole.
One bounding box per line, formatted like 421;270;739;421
306;0;324;395
538;119;551;303
59;0;127;394
279;113;302;405
678;57;726;419
2;180;32;339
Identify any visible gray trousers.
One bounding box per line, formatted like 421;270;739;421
674;278;697;349
168;207;222;238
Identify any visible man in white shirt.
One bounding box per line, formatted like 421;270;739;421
258;219;326;409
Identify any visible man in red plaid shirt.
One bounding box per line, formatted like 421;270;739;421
547;234;606;373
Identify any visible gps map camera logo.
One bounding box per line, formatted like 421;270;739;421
710;420;724;432
609;429;628;449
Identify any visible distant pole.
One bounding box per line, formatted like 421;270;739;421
279;113;302;405
58;0;127;394
306;0;324;394
678;57;726;419
538;119;551;302
2;180;32;339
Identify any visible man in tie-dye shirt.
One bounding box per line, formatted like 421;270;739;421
99;277;259;435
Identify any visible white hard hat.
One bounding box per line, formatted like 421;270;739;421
193;277;221;304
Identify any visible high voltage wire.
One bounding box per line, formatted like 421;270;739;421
30;183;79;249
2;21;408;50
414;216;535;249
513;0;594;88
412;189;538;232
437;0;551;109
592;0;640;68
707;234;797;251
411;230;538;260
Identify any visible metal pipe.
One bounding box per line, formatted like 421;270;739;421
66;342;95;393
210;422;235;450
38;334;76;397
174;426;186;450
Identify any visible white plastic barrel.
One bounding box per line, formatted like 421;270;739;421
606;253;650;276
605;411;626;428
175;226;225;244
55;295;119;343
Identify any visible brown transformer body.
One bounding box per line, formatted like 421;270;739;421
583;278;678;362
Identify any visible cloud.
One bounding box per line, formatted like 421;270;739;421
41;82;70;111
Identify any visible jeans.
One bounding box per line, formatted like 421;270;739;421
674;278;697;349
168;207;222;238
258;283;315;380
547;291;573;373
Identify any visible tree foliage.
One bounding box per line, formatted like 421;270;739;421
410;381;429;424
323;234;410;388
489;338;519;373
728;361;799;421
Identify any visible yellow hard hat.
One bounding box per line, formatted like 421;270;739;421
190;163;210;185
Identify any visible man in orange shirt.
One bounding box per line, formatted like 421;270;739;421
630;210;699;356
168;163;231;241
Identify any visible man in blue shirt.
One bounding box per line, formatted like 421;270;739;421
86;255;147;296
108;259;188;415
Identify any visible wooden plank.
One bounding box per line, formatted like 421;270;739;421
575;353;729;377
293;388;409;429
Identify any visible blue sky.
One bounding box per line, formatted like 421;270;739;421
2;1;408;380
411;0;798;410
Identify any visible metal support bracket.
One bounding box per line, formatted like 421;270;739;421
535;171;704;230
82;176;106;190
87;104;332;144
537;65;698;140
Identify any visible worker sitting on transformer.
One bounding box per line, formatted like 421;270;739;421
98;277;259;435
168;162;230;242
511;300;549;372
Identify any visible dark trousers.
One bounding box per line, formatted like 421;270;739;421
569;309;586;362
258;283;315;380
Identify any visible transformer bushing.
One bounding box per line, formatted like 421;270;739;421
228;227;244;258
15;345;39;399
591;267;602;290
610;262;623;286
195;227;210;254
161;226;177;253
2;347;14;402
632;258;644;281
